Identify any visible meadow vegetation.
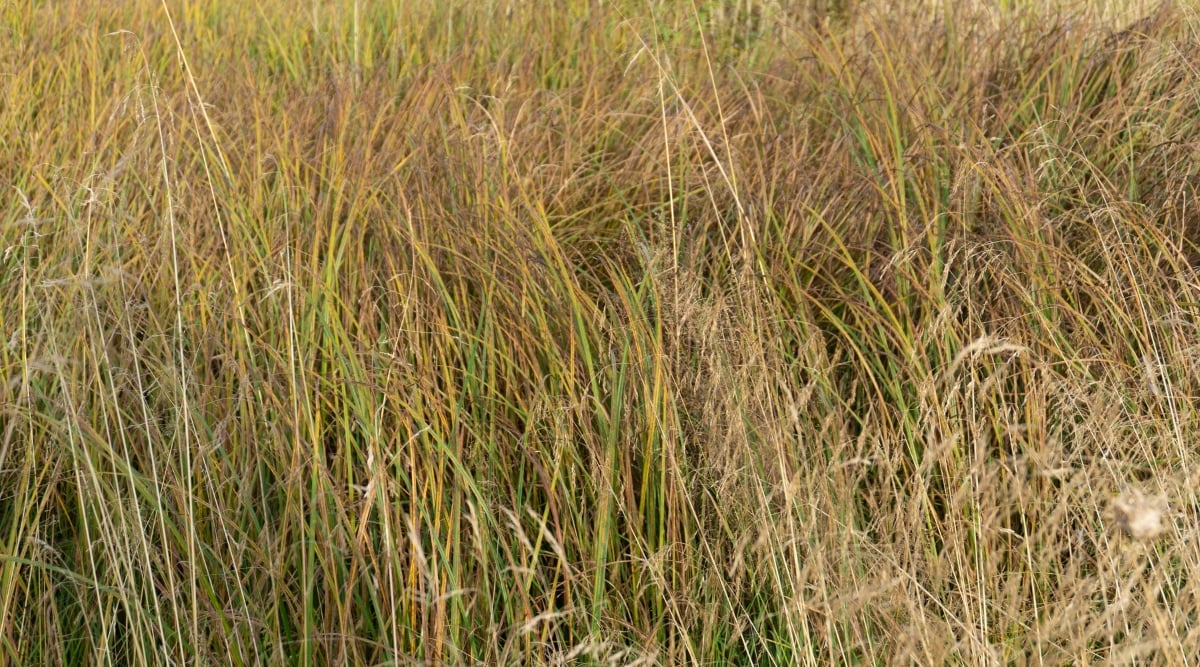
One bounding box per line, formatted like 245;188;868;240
3;0;1200;663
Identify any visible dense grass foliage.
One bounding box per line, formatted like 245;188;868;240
3;0;1200;663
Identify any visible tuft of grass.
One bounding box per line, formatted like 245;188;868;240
3;0;1200;663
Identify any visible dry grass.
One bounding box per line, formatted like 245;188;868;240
3;0;1200;664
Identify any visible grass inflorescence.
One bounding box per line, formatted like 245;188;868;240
3;0;1200;664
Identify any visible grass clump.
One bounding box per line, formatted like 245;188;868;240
3;0;1200;664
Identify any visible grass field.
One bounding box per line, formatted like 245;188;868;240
3;0;1200;664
